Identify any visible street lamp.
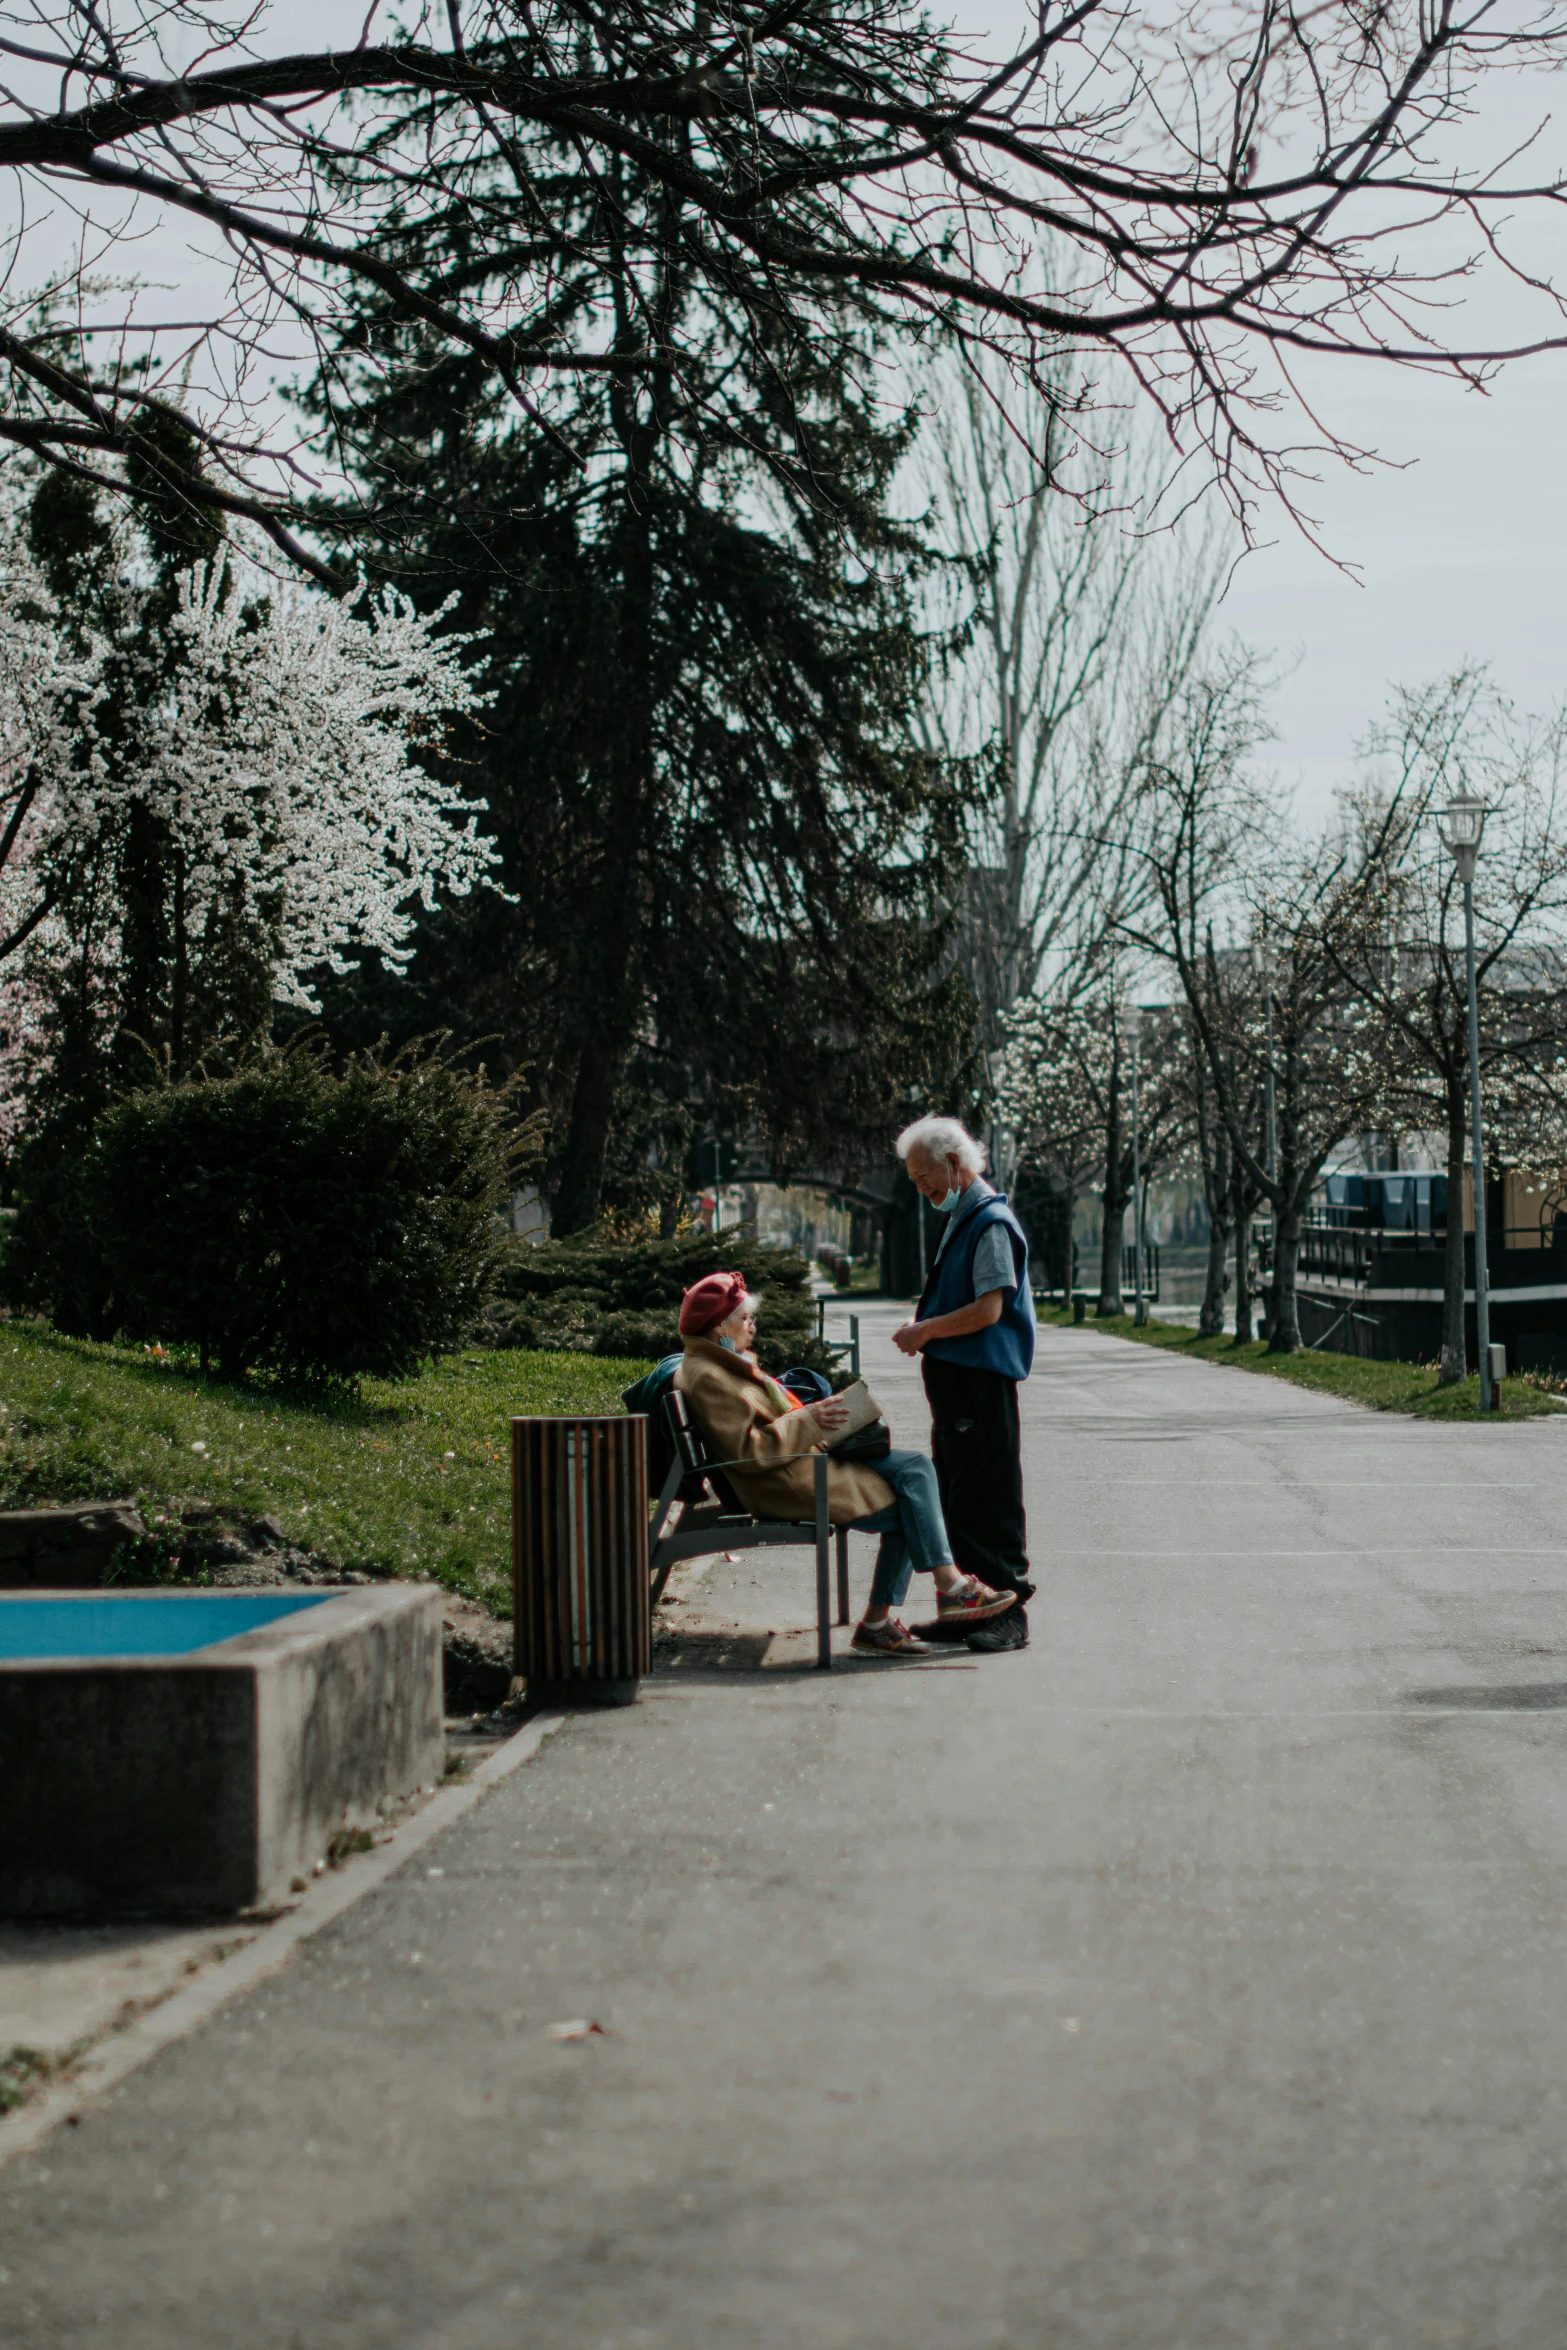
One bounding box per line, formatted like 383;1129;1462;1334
1249;936;1279;1343
1437;790;1493;1410
1126;1003;1146;1326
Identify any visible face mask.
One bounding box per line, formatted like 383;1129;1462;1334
933;1188;960;1214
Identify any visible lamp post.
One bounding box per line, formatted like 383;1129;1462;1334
1249;939;1278;1184
1249;937;1278;1342
1437;791;1492;1410
1127;1003;1146;1327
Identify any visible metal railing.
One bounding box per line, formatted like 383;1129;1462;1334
814;1301;861;1379
1033;1244;1160;1308
1297;1219;1567;1285
1297;1225;1378;1283
1121;1241;1161;1303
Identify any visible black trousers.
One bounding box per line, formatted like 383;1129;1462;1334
922;1356;1033;1602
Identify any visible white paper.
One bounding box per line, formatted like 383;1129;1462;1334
820;1379;884;1446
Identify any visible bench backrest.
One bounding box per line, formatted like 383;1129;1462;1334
661;1389;748;1516
664;1388;708;1478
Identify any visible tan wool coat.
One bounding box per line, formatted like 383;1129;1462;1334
675;1338;893;1525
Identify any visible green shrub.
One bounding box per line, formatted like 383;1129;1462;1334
6;1127;115;1340
488;1230;828;1372
62;1043;523;1381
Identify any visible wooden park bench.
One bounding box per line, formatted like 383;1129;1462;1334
648;1389;849;1669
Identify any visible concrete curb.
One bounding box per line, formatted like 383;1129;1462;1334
0;1708;570;2173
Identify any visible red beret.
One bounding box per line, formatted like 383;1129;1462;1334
679;1271;748;1338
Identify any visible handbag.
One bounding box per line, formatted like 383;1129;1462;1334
829;1417;892;1463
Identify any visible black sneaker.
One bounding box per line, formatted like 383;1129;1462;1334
910;1612;973;1645
967;1607;1029;1653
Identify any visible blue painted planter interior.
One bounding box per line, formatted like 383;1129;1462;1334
0;1591;335;1660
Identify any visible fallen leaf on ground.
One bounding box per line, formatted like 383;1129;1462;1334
547;2019;608;2041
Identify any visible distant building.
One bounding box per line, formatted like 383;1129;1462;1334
1296;1167;1567;1371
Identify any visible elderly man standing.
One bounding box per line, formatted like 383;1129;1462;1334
891;1115;1037;1652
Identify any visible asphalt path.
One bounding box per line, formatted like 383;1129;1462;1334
9;1310;1567;2348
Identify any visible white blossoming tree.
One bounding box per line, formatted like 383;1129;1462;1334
0;543;494;1008
0;546;104;964
0;486;499;1145
0;460;508;1338
130;560;497;1009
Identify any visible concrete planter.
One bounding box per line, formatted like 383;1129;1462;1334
0;1499;147;1588
0;1584;444;1916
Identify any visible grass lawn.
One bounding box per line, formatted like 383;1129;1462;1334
0;1324;654;1615
1036;1302;1566;1421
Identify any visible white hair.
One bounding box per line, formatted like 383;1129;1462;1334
895;1115;987;1175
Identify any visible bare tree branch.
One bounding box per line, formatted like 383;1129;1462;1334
0;0;1566;560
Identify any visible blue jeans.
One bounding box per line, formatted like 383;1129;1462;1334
845;1448;954;1610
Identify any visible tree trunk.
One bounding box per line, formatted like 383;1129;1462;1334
1232;1165;1253;1345
1096;1064;1125;1315
170;843;187;1084
116;799;171;1075
1438;1072;1469;1384
552;1045;627;1238
1199;1196;1231;1336
1032;1171;1077;1296
550;353;660;1235
1196;1073;1232;1338
1097;1175;1127;1315
548;209;672;1240
1269;1203;1302;1352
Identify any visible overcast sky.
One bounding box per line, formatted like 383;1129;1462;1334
1211;342;1567;827
954;1;1567;828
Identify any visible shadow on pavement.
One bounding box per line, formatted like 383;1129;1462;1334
652;1627;775;1674
650;1625;977;1678
1408;1683;1567;1709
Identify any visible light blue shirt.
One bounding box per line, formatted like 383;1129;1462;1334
933;1178;1016;1299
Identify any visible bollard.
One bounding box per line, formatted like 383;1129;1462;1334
1072;1293;1087;1324
512;1416;650;1705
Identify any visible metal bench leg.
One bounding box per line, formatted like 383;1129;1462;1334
650;1546;677;1609
814;1454;831;1668
836;1527;849;1625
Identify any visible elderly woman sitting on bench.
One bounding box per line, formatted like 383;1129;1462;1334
675;1272;1016;1658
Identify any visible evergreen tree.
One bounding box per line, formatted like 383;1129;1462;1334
307;101;978;1230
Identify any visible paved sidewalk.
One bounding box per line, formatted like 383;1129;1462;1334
9;1312;1567;2347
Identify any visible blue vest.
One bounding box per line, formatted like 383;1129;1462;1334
916;1191;1036;1381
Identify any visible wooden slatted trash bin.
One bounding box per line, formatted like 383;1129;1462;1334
512;1416;650;1705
